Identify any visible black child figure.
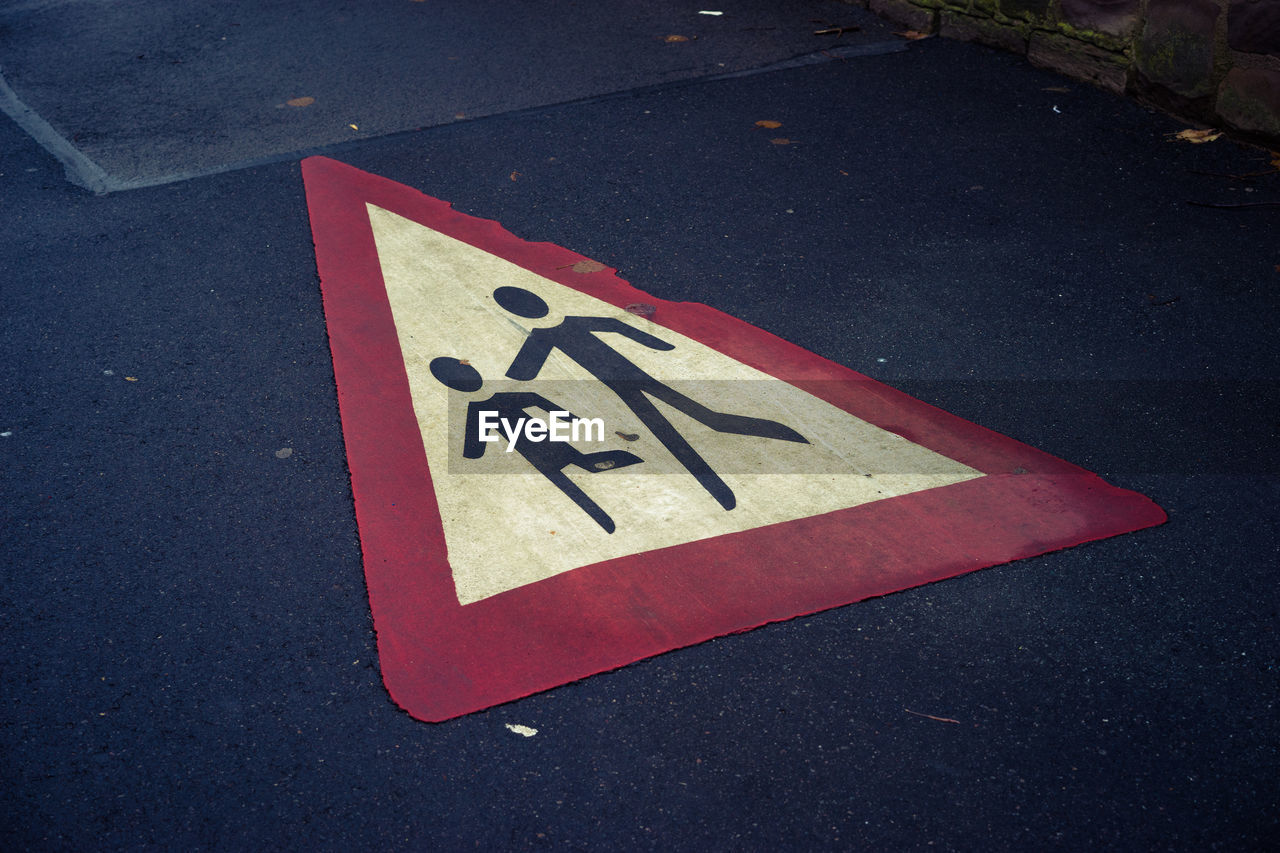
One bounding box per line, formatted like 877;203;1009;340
429;357;642;534
493;286;807;511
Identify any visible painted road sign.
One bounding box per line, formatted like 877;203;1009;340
303;156;1165;722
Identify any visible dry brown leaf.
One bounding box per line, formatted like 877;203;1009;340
572;260;606;274
509;171;520;181
755;120;782;129
770;137;794;145
895;30;933;40
664;34;689;43
286;96;315;107
1172;128;1222;144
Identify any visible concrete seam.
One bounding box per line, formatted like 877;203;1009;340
0;68;113;194
1;42;912;194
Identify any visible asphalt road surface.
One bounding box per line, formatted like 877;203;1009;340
2;1;1277;849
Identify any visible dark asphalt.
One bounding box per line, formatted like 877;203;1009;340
2;2;1278;850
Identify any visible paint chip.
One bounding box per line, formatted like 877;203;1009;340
505;724;538;737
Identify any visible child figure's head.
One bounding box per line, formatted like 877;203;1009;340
429;357;483;392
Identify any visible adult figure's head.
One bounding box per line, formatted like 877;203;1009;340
494;286;549;319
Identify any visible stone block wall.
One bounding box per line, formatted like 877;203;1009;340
846;0;1280;145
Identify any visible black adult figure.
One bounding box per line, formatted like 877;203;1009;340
494;286;807;511
430;356;642;534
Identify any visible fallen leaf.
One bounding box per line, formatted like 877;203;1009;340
755;119;782;129
348;123;358;130
1171;128;1222;144
286;96;315;107
616;431;640;442
1042;86;1071;93
770;137;794;145
125;376;138;382
895;30;933;40
509;170;520;181
664;34;689;42
625;302;656;317
572;260;606;273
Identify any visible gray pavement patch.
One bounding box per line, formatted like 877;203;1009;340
0;0;900;193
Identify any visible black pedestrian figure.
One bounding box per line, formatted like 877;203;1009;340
430;357;642;533
493;286;807;511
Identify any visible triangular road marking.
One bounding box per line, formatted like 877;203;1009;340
368;203;982;603
303;157;1166;722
